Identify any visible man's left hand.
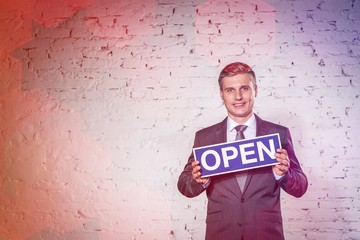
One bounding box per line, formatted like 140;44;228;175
273;148;290;176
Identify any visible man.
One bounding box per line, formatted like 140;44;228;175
177;62;308;240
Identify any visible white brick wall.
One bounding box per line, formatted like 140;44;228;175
0;0;359;239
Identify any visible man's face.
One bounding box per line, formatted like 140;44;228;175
220;73;258;124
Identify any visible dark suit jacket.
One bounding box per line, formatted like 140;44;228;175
178;115;308;240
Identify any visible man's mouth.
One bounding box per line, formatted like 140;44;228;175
233;102;245;107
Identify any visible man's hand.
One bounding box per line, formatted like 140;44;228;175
192;160;210;184
273;149;290;176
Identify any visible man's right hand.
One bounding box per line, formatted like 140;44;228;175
191;160;210;185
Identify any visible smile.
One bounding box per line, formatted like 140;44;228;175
233;103;245;107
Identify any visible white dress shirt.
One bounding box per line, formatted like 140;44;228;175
226;114;256;142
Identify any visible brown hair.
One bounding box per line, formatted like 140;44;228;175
218;62;256;90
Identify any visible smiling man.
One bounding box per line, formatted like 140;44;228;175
178;62;308;240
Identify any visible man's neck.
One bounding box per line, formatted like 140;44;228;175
228;113;254;125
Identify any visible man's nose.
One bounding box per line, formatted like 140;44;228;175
235;90;242;100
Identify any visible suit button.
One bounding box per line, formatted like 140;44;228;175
241;198;245;202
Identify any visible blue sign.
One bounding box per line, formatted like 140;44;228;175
194;133;281;178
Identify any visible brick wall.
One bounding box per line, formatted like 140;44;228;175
0;0;359;239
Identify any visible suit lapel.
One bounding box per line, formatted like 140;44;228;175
255;115;268;137
213;118;227;144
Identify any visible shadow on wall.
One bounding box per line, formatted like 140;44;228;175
0;0;160;239
0;89;112;239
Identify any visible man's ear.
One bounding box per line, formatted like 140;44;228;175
255;85;258;97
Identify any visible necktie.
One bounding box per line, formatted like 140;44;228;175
235;125;248;192
235;125;247;141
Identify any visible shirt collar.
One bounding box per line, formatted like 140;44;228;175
227;114;256;132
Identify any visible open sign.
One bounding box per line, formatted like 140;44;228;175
194;134;281;178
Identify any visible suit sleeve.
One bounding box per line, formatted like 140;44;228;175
177;133;206;198
278;128;308;198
